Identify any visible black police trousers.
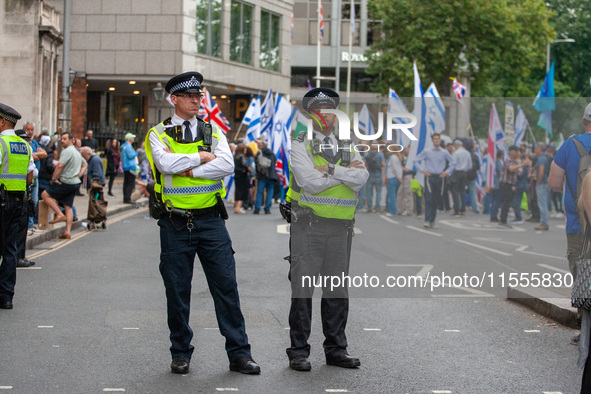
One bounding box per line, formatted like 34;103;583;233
157;212;251;361
0;194;27;303
287;216;352;360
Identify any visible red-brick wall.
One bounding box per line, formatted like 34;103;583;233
57;76;87;139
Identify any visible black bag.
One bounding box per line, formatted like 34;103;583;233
466;152;480;181
572;213;591;310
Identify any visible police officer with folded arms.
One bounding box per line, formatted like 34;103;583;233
0;104;36;310
287;88;368;371
145;71;260;375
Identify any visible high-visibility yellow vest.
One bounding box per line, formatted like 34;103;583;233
293;140;357;220
145;119;225;210
0;134;31;191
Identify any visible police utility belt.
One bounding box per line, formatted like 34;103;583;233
291;206;354;228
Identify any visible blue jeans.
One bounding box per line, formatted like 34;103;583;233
28;178;39;227
255;178;274;212
490;189;501;220
366;172;383;210
467;180;479;212
386;178;400;215
536;183;550;226
158;214;251;360
357;182;367;209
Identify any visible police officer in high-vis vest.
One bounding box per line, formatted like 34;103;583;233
287;88;368;371
145;72;260;375
0;103;35;310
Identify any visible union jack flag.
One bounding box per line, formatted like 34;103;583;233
198;88;231;134
452;78;466;102
318;0;324;39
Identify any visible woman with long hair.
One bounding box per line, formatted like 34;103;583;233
105;138;121;197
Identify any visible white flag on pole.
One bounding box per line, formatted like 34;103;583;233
358;104;374;135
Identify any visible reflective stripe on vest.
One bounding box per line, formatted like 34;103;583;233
145;121;225;209
299;193;357;207
0;135;31;191
163;181;223;195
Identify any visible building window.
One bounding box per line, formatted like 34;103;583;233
341;2;360;46
292;1;331;46
196;0;222;57
260;10;281;71
230;0;253;65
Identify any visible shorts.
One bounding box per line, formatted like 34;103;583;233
45;182;80;208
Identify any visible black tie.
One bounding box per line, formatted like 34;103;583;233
323;136;334;157
183;120;192;142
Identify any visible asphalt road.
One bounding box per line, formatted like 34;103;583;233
0;206;583;393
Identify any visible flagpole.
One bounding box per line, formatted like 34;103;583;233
316;0;322;88
345;0;353;114
334;0;342;93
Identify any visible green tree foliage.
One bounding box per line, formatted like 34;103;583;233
548;0;591;97
366;0;554;97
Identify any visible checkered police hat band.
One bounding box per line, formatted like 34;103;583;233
170;76;202;94
0;112;18;124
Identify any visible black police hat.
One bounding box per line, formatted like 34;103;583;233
0;103;22;125
165;71;204;95
14;129;27;138
302;88;340;111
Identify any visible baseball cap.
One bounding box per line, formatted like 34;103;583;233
125;132;136;140
584;103;591;122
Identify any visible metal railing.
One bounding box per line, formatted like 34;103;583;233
85;121;147;150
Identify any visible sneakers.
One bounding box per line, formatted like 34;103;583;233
534;224;549;231
430;222;439;229
555;212;564;219
423;222;430;228
510;219;524;224
385;212;393;217
498;223;512;229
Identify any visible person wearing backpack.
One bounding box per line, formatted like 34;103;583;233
549;103;591;347
254;139;277;214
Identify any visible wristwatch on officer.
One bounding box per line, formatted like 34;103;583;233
327;163;335;176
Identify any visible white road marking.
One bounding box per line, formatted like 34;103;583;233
543;392;563;394
455;239;512;256
353;227;362;234
473;238;564;260
386;264;434;278
524;330;540;333
122;327;139;330
276;224;290;235
425;278;494;298
326;390;348;393
444;330;460;333
37;326;53;328
537;264;570;274
103;389;125;392
16;267;42;270
380;215;399;224
0;387;13;390
216;389;239;392
406;225;443;237
52;345;59;348
363;328;382;331
439;220;525;232
432;391;452;394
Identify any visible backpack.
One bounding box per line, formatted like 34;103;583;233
565;137;591;203
365;152;381;173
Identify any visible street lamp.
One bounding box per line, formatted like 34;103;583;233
152;82;166;123
547;38;575;72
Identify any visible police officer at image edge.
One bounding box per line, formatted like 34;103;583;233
0;103;36;310
144;71;260;375
286;87;369;371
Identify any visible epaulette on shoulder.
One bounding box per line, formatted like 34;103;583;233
197;116;208;125
162;117;173;126
295;132;307;143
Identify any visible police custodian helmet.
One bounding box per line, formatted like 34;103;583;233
165;71;204;95
0;103;22;125
302;87;340;111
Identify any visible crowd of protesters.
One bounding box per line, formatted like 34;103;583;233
350;134;565;232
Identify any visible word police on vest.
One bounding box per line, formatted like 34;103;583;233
10;142;28;155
